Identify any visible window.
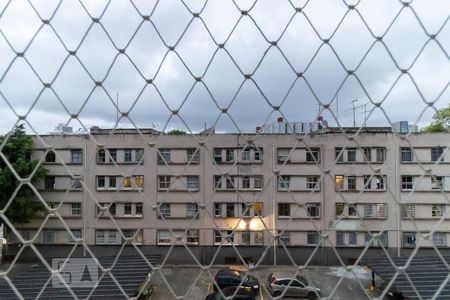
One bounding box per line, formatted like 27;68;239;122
45;151;56;163
214;230;222;244
68;229;81;244
45;176;55;189
365;232;388;247
278;175;290;190
306;148;320;162
158;176;171;189
363;148;371;162
186;203;198;218
278;203;290;217
123;177;132;188
186;176;199;190
97;203;117;217
403;232;416;247
431;147;443;162
71;203;81;216
433;232;446;247
279;231;290;245
157;230;171;245
159;203;171;217
225;176;235;190
158;149;171;164
241;231;251;245
123;230;143;245
307;203;320;218
363;175;371;190
71;149;82;164
335;175;344;190
109;176;116;188
348;205;357;217
432;204;445;217
277;149;289;162
347;148;356;162
213;148;222;162
402;176;413;190
124;203;132;216
109;203;116;216
97;149;105;163
187;230;199;245
347;176;356;191
364;204;387;219
254;232;263;245
254;202;263;216
431;176;443;190
124;149;132;162
242;176;250;189
375;175;385;190
97;176;105;188
108;149;117;162
225;149;234;162
96;230;119;245
214;176;222;190
72;178;82;190
401;147;412;162
187;148;200;162
348;232;357;245
336;232;345;246
306;176;319;190
242;203;251;217
135;175;144;188
43;230;55;244
214;230;234;245
135;149;144;162
226;203;235;217
335;203;345;217
307;231;319;245
242;149;250;161
335;148;343;162
214;203;222;217
375;148;385;162
135;203;143;216
224;230;234;244
254;149;262;161
254;176;263;189
401;204;416;219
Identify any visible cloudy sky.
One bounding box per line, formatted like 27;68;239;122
0;0;449;134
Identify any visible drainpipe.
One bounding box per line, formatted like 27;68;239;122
272;143;276;266
83;140;87;257
395;139;400;257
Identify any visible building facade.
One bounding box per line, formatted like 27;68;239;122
8;127;450;264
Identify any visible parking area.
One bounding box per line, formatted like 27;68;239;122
148;265;378;300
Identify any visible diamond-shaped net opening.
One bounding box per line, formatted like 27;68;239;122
0;0;449;299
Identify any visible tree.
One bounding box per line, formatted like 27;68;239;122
166;129;186;135
0;124;47;224
422;104;450;133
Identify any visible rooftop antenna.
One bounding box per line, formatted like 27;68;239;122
360;102;369;127
351;98;358;127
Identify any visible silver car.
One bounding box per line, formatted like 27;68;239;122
267;273;320;299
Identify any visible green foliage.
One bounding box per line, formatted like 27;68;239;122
166;129;186;135
0;124;47;224
422;104;450;133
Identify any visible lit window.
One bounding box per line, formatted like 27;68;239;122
135;175;144;188
254;202;263;216
123;177;132;188
335;175;344;190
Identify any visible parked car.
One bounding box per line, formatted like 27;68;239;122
213;269;260;294
267;272;320;299
205;286;256;300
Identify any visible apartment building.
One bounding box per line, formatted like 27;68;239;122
8;127;450;264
